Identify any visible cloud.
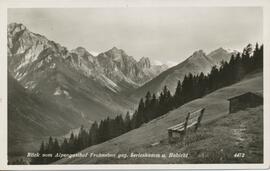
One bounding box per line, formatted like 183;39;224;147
152;60;178;67
152;60;163;65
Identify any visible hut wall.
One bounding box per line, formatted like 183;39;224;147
229;93;263;113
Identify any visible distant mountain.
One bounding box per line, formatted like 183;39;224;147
131;48;235;99
97;47;168;86
207;47;235;66
8;23;134;123
7;23;167;122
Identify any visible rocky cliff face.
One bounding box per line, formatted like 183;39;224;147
8;23;65;81
137;57;151;69
8;23;135;124
97;47;168;86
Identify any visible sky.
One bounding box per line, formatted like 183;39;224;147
8;7;262;66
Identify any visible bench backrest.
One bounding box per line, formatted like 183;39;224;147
168;108;205;132
186;108;205;127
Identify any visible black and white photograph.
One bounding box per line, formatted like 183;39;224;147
0;0;269;170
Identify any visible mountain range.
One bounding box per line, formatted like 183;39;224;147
7;22;237;161
8;23;168;122
7;23;169;159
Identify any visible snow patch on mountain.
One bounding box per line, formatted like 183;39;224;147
46;56;52;63
152;60;177;68
50;63;56;69
225;48;239;54
25;81;37;90
36;60;44;70
99;75;121;93
54;87;62;96
89;51;100;57
54;87;72;99
152;60;163;66
166;61;178;67
63;90;72;99
15;71;28;81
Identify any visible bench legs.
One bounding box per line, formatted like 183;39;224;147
194;123;200;131
195;108;205;131
168;130;185;143
168;130;173;143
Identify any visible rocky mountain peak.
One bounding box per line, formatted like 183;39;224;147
104;46;127;60
72;47;94;59
111;46;119;51
187;50;208;62
108;46;123;53
207;48;233;66
74;46;88;52
192;49;206;56
209;47;227;55
95;46;168;85
138;57;151;69
217;47;226;51
8;23;27;34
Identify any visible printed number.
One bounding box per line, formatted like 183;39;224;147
234;153;245;158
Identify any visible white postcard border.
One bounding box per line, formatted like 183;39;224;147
0;0;269;170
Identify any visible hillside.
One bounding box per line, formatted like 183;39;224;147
55;71;263;164
8;74;86;161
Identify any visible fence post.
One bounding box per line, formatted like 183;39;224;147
195;108;205;131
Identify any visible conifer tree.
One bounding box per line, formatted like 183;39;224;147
61;138;69;153
150;93;158;119
47;136;54;154
89;121;98;145
136;98;145;126
144;91;152;122
68;132;76;154
53;138;60;156
174;80;182;107
124;112;132;131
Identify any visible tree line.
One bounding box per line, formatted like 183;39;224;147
31;43;263;164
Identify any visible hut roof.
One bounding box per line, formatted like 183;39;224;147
227;91;263;101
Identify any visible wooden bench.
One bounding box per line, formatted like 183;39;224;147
168;108;205;143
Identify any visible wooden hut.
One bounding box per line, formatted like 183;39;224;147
227;92;263;113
